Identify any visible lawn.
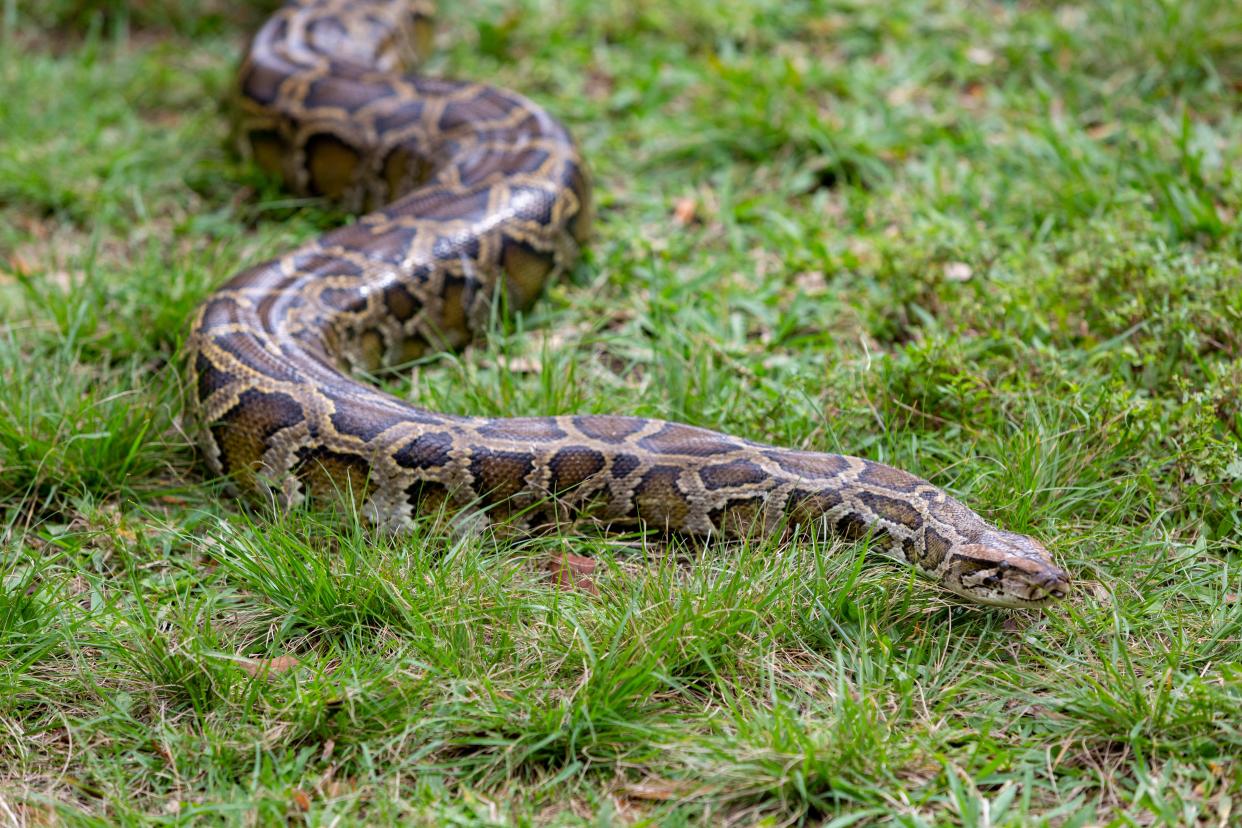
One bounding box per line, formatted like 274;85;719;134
1;0;1240;823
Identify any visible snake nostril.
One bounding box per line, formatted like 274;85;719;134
1040;571;1070;598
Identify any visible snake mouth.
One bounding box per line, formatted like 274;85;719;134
1028;573;1070;603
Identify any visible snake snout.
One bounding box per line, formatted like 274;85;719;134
950;537;1070;606
1034;568;1071;601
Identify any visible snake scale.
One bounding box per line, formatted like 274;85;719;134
186;0;1070;608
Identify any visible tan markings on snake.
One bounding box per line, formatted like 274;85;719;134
187;0;1071;608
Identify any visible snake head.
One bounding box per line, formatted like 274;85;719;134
942;530;1070;608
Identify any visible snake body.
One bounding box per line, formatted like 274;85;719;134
187;0;1070;608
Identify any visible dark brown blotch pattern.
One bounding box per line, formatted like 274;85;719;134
211;388;305;479
240;61;284;106
857;461;924;493
476;417;567;443
630;465;688;527
329;402;409;443
856;491;923;530
305;75;369;114
213;331;303;383
765;450;850;480
406;479;450;514
393;431;454;470
469;448;534;504
327;222;419;266
699;459;768;491
610;453;641;478
501;237;555;307
708;496;765;535
245;129;288;178
195;353;234;401
922;527;952;568
383;282;421;322
197;295;245;331
373;102;427;137
834;511;872;541
572;416;646;444
638;423;737;457
319;285;368;313
305;133;361;199
289;250;365;278
547;446;606;493
413;186;490;222
784;487;845;526
293;445;373;501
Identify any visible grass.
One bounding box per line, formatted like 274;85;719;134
1;0;1240;823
